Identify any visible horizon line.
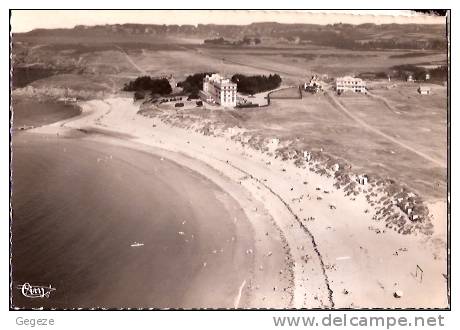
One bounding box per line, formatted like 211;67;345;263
10;10;446;33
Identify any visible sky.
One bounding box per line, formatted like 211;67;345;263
11;10;446;33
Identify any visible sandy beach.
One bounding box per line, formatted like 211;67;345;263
27;96;448;309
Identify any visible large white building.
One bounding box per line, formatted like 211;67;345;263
201;73;237;107
335;76;367;94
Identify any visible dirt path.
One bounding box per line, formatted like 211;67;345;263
326;91;446;168
114;45;147;75
366;92;401;115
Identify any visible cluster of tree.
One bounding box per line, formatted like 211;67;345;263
236;36;262;46
133;91;145;100
203;37;230;45
357;65;447;82
231;74;282;95
287;30;447;51
351;38;447;51
177;72;213;97
123;76;172;95
204;36;261;46
427;65;449;81
389;64;447;81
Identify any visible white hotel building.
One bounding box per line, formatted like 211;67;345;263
201;73;237;107
335;76;367;94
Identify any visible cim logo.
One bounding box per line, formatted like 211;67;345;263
17;283;56;298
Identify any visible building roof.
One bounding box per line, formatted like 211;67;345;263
205;73;236;87
336;76;365;84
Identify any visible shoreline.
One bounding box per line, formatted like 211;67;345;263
12;133;262;309
76;133;297;308
11;94;83;132
28;96;448;308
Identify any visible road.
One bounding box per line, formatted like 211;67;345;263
366;91;401;115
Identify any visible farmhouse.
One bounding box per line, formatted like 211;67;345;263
335;76;367;94
418;86;431;95
200;73;237;107
304;75;323;93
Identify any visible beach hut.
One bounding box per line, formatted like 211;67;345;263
411;214;420;221
357;174;368;185
418;86;431;95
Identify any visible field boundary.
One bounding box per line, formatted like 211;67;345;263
268;86;303;101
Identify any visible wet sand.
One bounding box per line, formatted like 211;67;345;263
11;133;256;309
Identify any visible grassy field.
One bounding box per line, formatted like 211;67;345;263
151;85;447;202
12;36;448;202
199;47;447;81
269;87;302;99
13;35;447;88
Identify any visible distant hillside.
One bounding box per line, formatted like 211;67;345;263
13;22;447;51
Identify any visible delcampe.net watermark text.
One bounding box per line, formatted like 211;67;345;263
273;314;446;329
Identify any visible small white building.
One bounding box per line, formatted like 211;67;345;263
411;214;420;221
269;138;280;148
303;151;312;162
201;73;237;107
58;97;77;103
357;174;368;185
335;76;367;94
418;86;431;95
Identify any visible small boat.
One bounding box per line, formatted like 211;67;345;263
130;242;144;247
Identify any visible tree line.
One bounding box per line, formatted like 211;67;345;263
231;74;282;95
358;65;447;82
390;64;447;81
204;37;262;46
122;76;172;95
176;72;214;97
